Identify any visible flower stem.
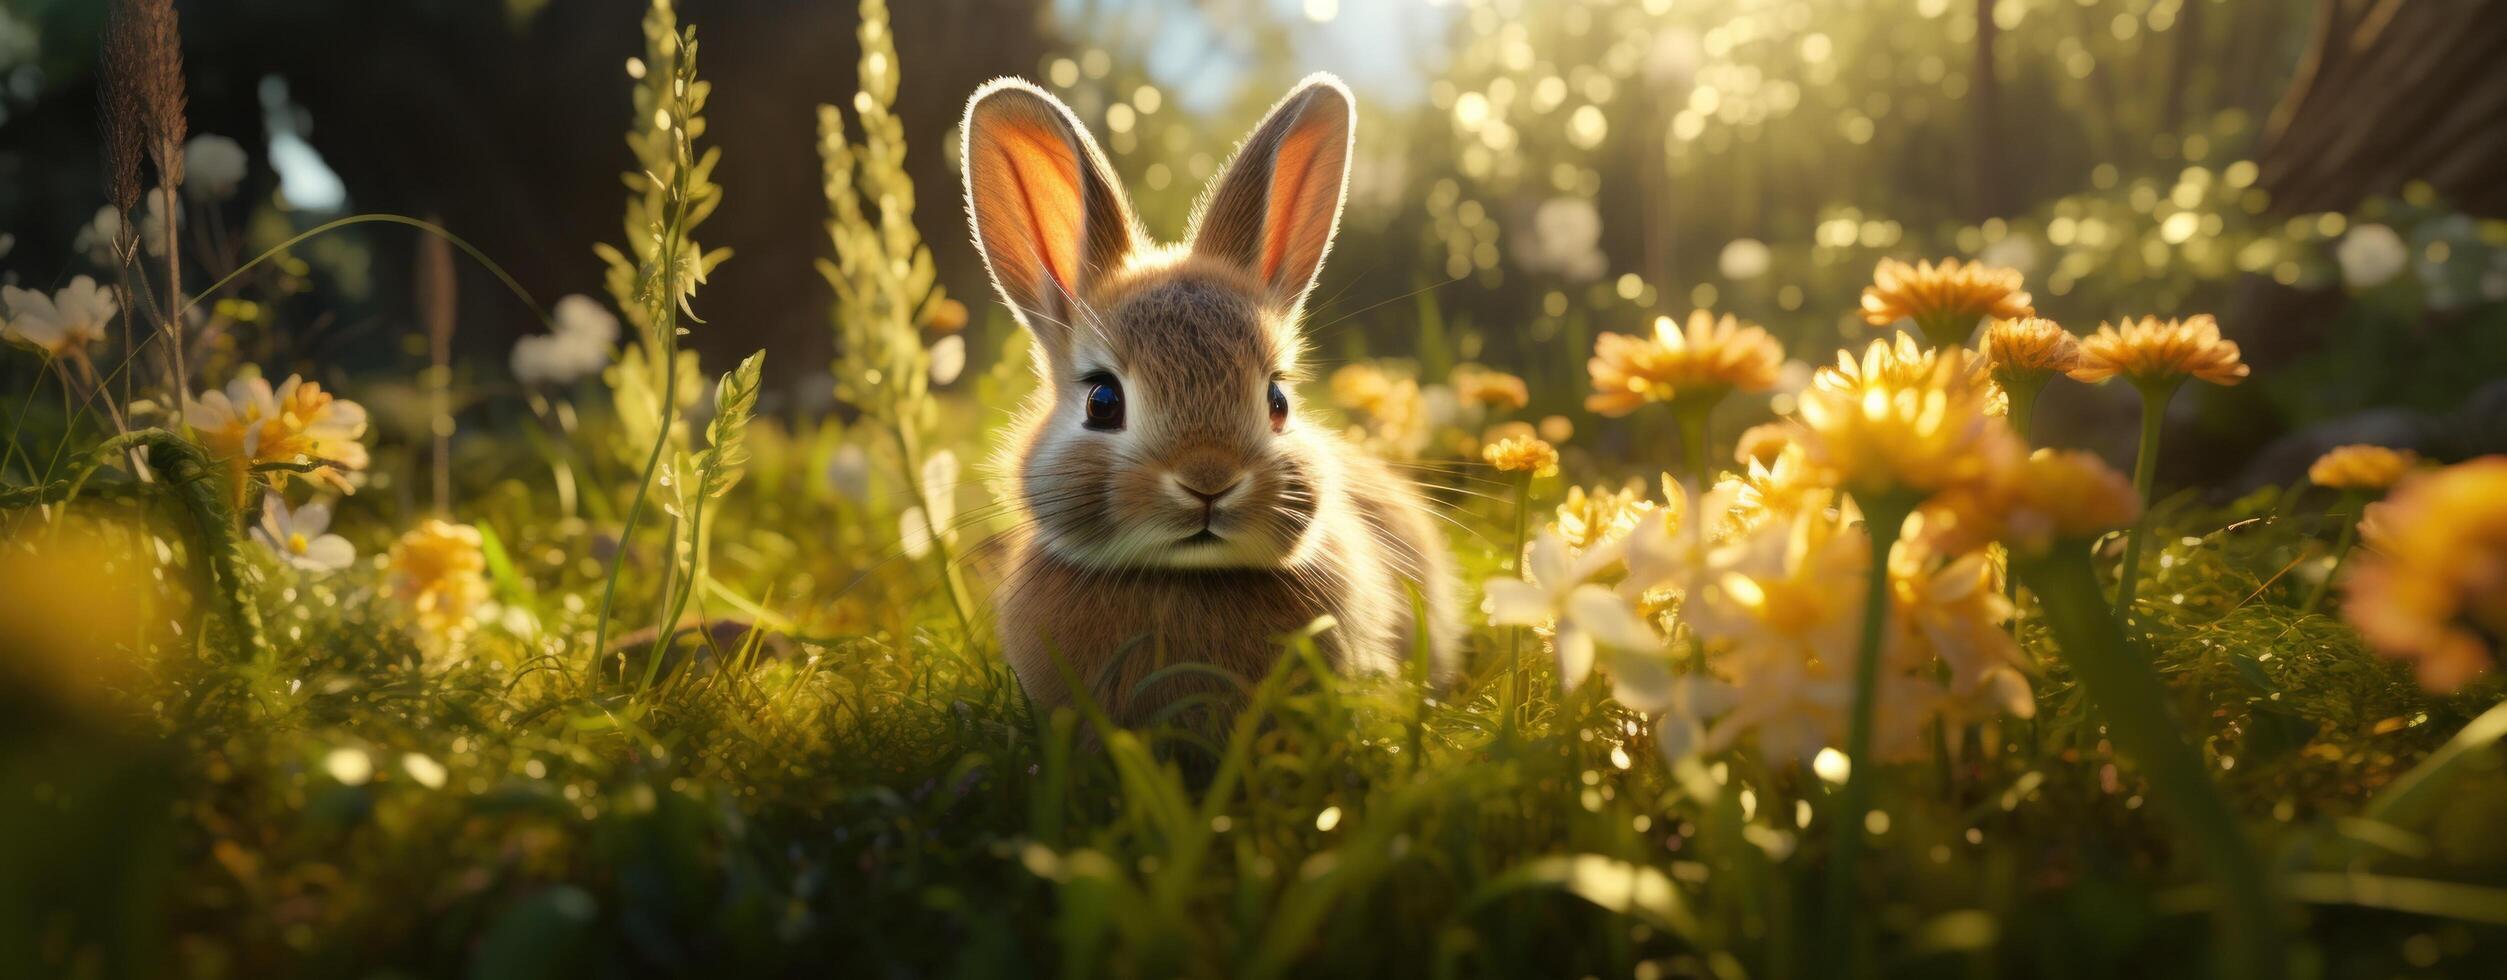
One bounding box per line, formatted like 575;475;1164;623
1999;378;2042;615
2112;382;2173;626
891;419;976;643
2003;376;2043;445
1675;403;1713;491
2018;546;2287;980
1822;493;1914;970
1502;470;1532;743
2300;491;2364;615
1912;312;1972;350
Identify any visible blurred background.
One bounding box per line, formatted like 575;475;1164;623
2;0;2503;491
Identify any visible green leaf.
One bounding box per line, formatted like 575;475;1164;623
697;350;765;499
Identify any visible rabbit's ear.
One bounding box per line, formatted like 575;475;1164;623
1190;74;1354;315
962;79;1138;346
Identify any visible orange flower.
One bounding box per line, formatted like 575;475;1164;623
1859;258;2034;346
923;297;969;332
1452;364;1531;411
1585;310;1785;417
1482;434;1560;478
2070;315;2249;387
2342;458;2507;692
2308;444;2418;493
1984;316;2083;381
187;373;372;498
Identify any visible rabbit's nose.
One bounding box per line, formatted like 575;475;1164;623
1171;457;1246;508
1180;478;1242;505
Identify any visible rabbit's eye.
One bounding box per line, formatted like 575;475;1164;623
1267;381;1289;433
1083;376;1125;431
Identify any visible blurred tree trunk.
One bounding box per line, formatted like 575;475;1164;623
2255;0;2507;217
2189;0;2507;489
1971;0;2003;219
2230;0;2507;374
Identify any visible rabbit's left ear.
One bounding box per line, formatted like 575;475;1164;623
1189;73;1354;315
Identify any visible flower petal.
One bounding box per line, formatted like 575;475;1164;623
1481;578;1551;627
1568;584;1658;651
1605;647;1679;714
301;535;357;572
1553;627;1595;691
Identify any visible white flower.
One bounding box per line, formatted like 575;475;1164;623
510;294;619;385
553;293;621;344
929;334;966;386
184;135;251;201
251;493;355;571
1514;197;1606;282
1718;238;1771;281
1483;530;1655;690
827;443;871;501
2;275;116;355
72;206;124;266
72;194;175;266
900;449;962;558
2336;223;2408;289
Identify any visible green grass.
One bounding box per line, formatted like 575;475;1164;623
6;421;2504;978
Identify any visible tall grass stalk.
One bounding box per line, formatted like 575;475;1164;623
2300;490;2364;614
818;0;974;640
591;3;725;679
2017;545;2287;980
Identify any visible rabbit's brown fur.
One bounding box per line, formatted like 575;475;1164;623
963;73;1459;725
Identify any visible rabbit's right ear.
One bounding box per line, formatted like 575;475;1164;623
962;79;1138;348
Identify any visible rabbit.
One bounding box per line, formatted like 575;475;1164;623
961;73;1461;727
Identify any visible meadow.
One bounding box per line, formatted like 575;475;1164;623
3;0;2506;977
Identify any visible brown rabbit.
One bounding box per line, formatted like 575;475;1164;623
962;73;1460;726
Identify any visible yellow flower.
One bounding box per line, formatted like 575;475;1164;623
1859;257;2034;345
1452;364;1531;411
1672;505;1939;765
1984;316;2083;382
1329;363;1394;415
1350;377;1430;459
2071;314;2249;387
1945;448;2139;559
1791;337;2019;503
1890;541;2032;722
1538;414;1574;443
1482;434;1560;478
1726;448;1832;528
1734;421;1793;468
187;374;372;498
2342;457;2507;693
2309;444;2418;493
387;519;489;641
1820;332;2005;412
1585;310;1786;417
1549;482;1656;556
